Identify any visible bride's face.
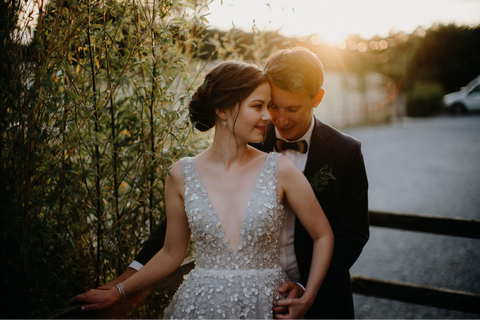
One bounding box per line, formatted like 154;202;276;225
229;82;272;144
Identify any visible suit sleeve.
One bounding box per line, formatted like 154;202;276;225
134;219;167;266
328;141;369;276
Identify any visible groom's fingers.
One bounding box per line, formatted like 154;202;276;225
97;285;113;290
68;292;87;304
275;298;309;319
273;298;296;317
278;281;294;293
276;298;297;307
97;268;137;290
272;305;288;315
278;282;304;299
274;314;293;320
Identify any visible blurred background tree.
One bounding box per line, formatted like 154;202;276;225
403;24;480;116
1;0;211;317
406;24;480;94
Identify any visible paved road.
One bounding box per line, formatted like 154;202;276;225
343;114;480;318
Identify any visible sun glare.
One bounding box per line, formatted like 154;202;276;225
207;0;407;43
207;0;480;43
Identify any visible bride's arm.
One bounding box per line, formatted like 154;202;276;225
276;155;334;319
69;161;191;312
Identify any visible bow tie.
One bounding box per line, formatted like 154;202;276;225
275;139;308;154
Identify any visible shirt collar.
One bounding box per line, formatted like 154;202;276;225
275;115;315;145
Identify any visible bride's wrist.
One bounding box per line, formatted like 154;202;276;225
299;291;315;308
115;283;127;300
110;285;123;303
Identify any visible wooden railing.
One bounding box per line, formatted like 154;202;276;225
367;210;480;239
351;210;480;315
46;210;480;318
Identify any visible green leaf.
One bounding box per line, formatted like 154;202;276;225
201;79;209;90
200;14;210;23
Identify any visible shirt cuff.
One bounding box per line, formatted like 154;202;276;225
128;260;144;271
296;282;306;291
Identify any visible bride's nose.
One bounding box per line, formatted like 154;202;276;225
261;108;272;122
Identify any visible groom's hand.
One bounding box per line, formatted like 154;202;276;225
272;282;305;318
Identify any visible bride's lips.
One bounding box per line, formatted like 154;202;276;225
255;126;266;133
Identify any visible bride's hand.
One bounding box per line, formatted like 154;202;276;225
68;288;119;312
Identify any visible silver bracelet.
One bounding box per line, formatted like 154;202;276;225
116;283;127;299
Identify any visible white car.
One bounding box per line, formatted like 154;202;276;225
443;75;480;113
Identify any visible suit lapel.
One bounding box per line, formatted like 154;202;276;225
304;117;332;179
294;118;333;278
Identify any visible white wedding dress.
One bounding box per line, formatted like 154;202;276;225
163;152;289;319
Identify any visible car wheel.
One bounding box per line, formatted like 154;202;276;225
452;103;467;114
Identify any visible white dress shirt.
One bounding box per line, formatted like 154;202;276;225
275;116;315;282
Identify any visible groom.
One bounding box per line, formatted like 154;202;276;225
108;47;369;319
253;47;369;319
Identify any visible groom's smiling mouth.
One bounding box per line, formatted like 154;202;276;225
278;126;295;135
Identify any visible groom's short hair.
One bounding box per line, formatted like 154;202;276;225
264;46;324;98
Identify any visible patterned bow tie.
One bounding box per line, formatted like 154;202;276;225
275;139;308;154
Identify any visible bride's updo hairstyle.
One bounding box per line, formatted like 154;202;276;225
189;61;268;132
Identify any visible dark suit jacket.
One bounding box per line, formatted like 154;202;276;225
252;117;369;318
135;117;369;319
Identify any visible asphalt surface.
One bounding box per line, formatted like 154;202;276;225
342;114;480;319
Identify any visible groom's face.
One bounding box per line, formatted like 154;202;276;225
268;83;324;141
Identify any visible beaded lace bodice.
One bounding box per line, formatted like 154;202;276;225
182;152;285;271
163;152;288;319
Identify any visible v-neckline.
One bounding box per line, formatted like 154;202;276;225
191;154;269;254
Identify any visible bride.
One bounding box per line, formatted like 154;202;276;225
69;61;334;319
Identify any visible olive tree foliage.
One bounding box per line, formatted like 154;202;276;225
0;0;216;317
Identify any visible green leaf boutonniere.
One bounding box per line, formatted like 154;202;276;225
308;164;336;193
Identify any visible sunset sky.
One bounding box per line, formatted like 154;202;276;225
205;0;480;41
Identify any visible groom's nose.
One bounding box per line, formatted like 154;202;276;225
274;110;289;127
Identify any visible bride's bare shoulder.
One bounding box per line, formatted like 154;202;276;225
166;160;184;185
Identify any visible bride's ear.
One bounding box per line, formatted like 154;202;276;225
215;108;228;123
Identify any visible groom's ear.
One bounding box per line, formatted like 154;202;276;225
312;88;325;109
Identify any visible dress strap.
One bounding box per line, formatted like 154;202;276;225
264;152;281;177
262;152;282;203
180;157;195;188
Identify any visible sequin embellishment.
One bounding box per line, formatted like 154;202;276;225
164;152;288;319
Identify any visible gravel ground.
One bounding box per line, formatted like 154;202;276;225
342;114;480;319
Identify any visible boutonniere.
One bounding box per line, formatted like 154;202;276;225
308;164;336;193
